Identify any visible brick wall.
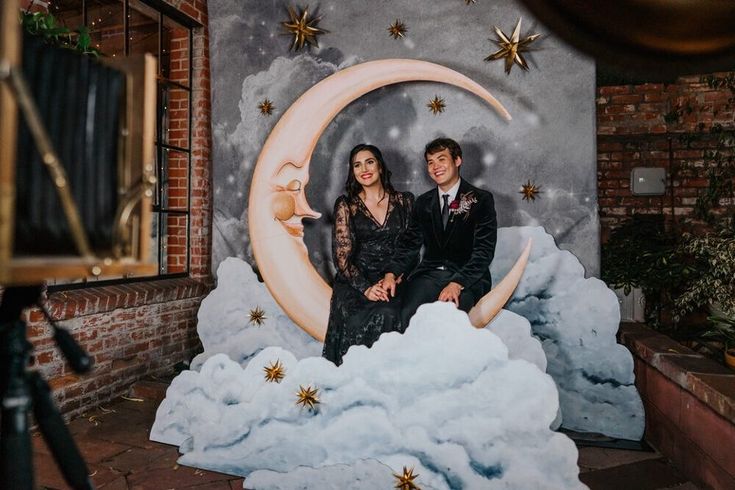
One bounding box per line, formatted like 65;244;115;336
597;75;735;242
19;0;213;418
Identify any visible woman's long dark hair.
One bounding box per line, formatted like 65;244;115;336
345;144;396;200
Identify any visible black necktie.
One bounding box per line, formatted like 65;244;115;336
442;194;450;229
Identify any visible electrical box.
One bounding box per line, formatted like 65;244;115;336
630;167;666;196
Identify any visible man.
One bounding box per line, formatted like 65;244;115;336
382;137;497;327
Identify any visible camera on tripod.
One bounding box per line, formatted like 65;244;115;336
0;0;158;487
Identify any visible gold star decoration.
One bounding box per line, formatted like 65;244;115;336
520;180;542;201
393;466;421;490
263;360;286;383
248;306;267;326
427;95;446;115
485;17;541;74
281;5;327;51
295;385;320;410
388;19;408;39
258;98;274;116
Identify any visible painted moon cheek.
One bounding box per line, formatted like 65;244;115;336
272;192;296;221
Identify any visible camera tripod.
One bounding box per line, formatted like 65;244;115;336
0;286;95;489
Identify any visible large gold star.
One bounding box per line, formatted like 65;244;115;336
295;385;320;410
281;5;327;51
248;306;267;326
263;359;286;383
427;95;446;115
393;466;421;490
520;180;542;201
257;98;274;116
388;19;408;40
485;17;540;74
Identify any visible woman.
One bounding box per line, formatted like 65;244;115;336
322;144;416;365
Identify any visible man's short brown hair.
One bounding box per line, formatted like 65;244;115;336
424;137;462;161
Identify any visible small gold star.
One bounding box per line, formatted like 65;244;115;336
388;19;407;40
258;98;274;116
520;180;542;201
295;385;320;410
281;5;327;51
248;306;267;326
263;360;286;383
485;17;541;74
393;466;421;490
427;95;446;115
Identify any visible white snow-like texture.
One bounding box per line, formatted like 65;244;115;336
190;257;321;370
492;226;645;440
152;302;586;490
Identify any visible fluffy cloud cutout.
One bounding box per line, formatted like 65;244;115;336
493;226;644;440
152;302;585;490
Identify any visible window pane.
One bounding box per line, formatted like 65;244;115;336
162;16;190;86
160;212;188;274
128;0;159;68
50;0;83;31
160;85;190;149
161;149;189;211
87;0;125;57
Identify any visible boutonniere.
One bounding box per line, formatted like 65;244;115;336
449;192;477;219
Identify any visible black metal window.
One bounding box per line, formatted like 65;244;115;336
46;0;199;285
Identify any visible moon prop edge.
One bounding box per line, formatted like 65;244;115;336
248;58;522;342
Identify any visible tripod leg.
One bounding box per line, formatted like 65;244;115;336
29;371;95;490
0;318;34;490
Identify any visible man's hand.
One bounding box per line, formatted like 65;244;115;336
438;282;463;307
381;273;397;297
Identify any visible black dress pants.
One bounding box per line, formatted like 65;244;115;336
399;268;476;330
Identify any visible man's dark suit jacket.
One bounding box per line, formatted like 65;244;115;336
387;178;497;300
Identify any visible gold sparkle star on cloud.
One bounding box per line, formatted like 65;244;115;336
388;19;408;39
485;17;540;74
258;98;274;116
248;306;267;326
427;95;446;115
281;5;327;51
393;466;421;490
520;180;542;201
263;359;286;383
295;385;320;410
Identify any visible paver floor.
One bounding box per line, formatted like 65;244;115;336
31;382;699;490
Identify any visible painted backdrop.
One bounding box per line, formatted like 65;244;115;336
209;0;600;279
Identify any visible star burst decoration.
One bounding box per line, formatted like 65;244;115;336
485;17;540;74
388;19;408;39
281;5;327;51
295;385;320;410
393;466;421;490
520;180;542;201
248;306;267;326
258;98;274;116
263;360;286;383
427;95;446;115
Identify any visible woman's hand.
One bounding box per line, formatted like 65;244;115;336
364;283;389;302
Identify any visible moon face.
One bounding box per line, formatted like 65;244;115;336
248;59;515;342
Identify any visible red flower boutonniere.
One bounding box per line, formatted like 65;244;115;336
449;192;477;219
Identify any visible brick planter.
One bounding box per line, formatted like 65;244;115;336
619;323;735;489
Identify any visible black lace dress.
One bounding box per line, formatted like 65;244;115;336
322;191;416;365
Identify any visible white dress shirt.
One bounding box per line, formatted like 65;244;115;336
438;179;461;210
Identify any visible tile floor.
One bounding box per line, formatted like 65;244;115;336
30;381;698;490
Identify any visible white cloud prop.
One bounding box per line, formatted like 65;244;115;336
152;302;585;490
493;226;644;440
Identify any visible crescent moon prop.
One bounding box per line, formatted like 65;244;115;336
248;58;525;342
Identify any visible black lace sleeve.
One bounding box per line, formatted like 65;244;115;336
332;196;371;293
385;192;423;277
